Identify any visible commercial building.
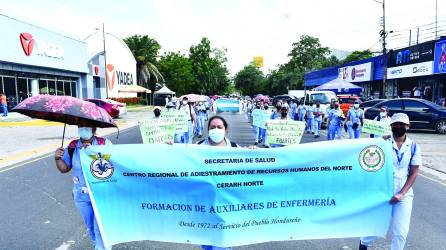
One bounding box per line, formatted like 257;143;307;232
305;40;446;105
0;13;142;110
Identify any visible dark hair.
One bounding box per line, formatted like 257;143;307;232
208;115;228;130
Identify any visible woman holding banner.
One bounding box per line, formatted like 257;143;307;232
359;113;422;250
54;127;112;250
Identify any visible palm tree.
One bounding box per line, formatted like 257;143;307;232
124;35;164;90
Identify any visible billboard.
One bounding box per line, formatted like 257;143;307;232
388;41;434;67
433;40;446;74
338;62;372;82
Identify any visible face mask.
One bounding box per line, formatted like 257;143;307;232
256;105;260;109
330;104;334;109
392;126;407;137
209;128;225;143
380;112;386;118
281;112;288;117
264;106;268;110
182;101;188;105
78;127;93;141
154;110;161;117
316;104;320;108
334;105;339;109
354;104;359;109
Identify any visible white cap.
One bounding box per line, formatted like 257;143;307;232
390;113;410;125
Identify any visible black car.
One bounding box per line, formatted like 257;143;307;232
272;95;298;106
359;99;385;111
364;98;446;134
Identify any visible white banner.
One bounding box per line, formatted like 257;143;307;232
387;61;433;79
338;62;372;82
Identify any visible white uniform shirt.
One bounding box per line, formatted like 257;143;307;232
390;136;422;196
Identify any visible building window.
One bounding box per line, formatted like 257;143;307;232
39;80;48;94
3;76;17;108
56;81;64;96
71;81;77;97
48;80;56;95
17;78;28;102
64;81;71;97
27;80;32;98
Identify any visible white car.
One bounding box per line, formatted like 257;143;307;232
106;99;127;117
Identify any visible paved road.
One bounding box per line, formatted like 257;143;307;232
1;112;445;250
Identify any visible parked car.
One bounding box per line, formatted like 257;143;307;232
337;95;362;115
360;99;385;112
364;98;446;134
106;99;127;116
272;95;298;106
85;98;120;118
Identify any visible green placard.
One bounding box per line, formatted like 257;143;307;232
362;119;391;136
139;118;176;144
161;109;189;133
252;109;269;129
266;120;306;145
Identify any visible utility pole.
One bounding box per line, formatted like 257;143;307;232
102;23;108;99
436;0;438;39
378;0;387;99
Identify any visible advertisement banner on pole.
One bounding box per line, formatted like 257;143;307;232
80;139;393;248
433;40;446;74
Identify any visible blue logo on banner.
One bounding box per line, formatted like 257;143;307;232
434;40;446;74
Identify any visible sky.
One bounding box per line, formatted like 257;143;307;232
1;0;446;75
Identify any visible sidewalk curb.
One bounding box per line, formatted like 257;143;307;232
0;123;138;171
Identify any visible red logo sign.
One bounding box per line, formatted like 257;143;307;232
20;33;34;56
106;64;116;91
94;66;100;75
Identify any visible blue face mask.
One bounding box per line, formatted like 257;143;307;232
208;128;225;143
78;127;93;141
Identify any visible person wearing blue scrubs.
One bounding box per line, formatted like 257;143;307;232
297;101;306;121
327;101;344;140
306;103;314;134
267;106;290;148
55;127;112;250
360;113;422;250
290;100;297;120
313;101;323;138
175;97;196;144
346;100;364;139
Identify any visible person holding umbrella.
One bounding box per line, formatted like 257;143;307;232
13;95;117;250
54;127;112;250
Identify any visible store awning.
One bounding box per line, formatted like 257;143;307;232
118;85;151;93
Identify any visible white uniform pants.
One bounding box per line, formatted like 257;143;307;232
360;193;413;250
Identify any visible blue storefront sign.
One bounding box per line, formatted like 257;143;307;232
433;40;446;74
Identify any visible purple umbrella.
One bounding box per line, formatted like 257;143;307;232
13;95;117;146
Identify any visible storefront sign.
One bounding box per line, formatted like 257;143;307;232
433;40;446;74
338;62;372;82
0;15;87;73
387;61;433;79
388;41;434;67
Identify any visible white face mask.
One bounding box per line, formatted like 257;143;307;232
354;104;359;109
208;128;225;143
78;127;93;141
380;112;387;118
182;101;188;105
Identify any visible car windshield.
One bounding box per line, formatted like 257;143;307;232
311;93;335;104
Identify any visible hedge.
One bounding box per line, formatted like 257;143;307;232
109;97;141;105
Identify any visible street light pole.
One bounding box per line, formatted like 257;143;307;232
102;23;108;99
374;0;387;98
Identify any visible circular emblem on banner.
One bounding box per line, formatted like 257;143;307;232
90;153;114;180
359;145;385;172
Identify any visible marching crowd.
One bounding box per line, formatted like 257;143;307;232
53;95;421;250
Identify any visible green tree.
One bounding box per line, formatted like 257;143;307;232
342;50;374;64
189;38;230;95
158;52;196;95
123;35;164;91
234;64;265;96
321;55;341;68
